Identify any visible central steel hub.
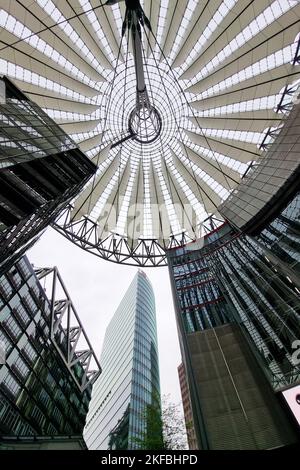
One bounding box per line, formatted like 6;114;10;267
128;104;162;144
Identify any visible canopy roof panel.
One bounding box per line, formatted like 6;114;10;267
1;0;300;266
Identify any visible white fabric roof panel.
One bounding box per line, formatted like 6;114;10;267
91;0;123;62
178;141;241;189
187;112;281;133
0;39;99;98
160;157;197;240
149;160;172;246
187;63;300;101
1;0;300;256
71;153;121;222
3;0;110;76
181;4;300;81
78;133;104;153
0;1;105;82
190;76;300;112
184;128;261;162
51;0;113;71
159;0;189;60
17;90;99;114
144;0;161;57
126;160;144;249
97;158;131;239
171;151;223;215
172;0;245;68
58;119;102;134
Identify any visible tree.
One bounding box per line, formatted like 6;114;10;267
133;394;188;450
161;395;188;450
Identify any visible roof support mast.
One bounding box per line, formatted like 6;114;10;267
109;0;162;148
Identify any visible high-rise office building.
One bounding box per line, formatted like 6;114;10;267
178;363;198;450
84;270;161;450
169;243;300;449
167;99;300;449
0;256;100;447
0;77;97;276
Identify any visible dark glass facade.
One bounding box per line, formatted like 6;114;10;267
0;256;99;439
0;77;76;170
185;323;298;450
84;270;161;450
208;199;300;391
219;99;300;234
167;194;300;448
0;77;97;276
257;193;300;279
0;435;87;450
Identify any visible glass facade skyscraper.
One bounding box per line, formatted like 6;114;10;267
84;270;161;450
167;195;300;449
169;196;300;392
0;256;100;443
207;215;300;391
168;233;300;449
0;77;97;276
167;94;300;450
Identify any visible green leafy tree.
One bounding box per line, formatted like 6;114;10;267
134;400;165;450
133;394;188;450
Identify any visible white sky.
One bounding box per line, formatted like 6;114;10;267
28;227;183;406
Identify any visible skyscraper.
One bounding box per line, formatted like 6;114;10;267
0;77;97;276
84;270;161;450
0;256;100;447
166;88;300;449
169;239;300;449
178;363;198;450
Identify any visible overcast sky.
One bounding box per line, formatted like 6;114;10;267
28;227;183;406
27;227;300;429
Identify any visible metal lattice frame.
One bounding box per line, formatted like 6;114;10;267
54;204;226;266
1;0;300;265
35;266;101;392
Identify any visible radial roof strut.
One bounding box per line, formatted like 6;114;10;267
1;0;300;266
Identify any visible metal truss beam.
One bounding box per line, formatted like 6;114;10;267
53;205;224;267
35;266;101;392
259;42;300;151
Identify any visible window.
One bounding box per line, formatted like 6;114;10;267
17;259;32;280
30;405;45;428
0;278;13;299
12;355;29;379
38;388;51;410
8;268;22;289
2;373;21;398
2;315;22;340
52;406;63;426
14;304;30;326
22;342;37;364
47;422;58;435
0;401;20;432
